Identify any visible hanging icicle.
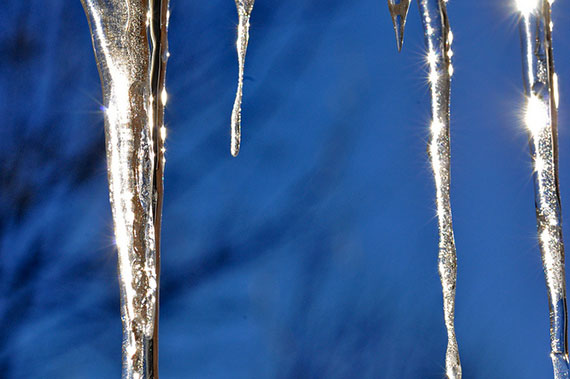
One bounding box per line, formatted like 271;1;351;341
388;1;461;377
80;0;170;377
516;0;569;377
230;0;255;157
387;0;411;52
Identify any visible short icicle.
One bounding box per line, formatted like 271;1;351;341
387;0;411;52
231;0;255;157
516;0;569;377
80;0;170;377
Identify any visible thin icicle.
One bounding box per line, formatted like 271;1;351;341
391;0;461;376
231;0;255;157
517;1;569;377
417;1;460;377
81;0;169;377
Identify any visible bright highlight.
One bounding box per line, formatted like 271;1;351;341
516;0;540;15
525;95;548;136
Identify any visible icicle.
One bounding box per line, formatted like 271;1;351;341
81;0;170;377
387;0;411;52
517;1;569;377
390;0;461;377
417;2;460;377
231;0;255;157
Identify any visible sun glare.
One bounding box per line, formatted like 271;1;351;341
515;0;540;16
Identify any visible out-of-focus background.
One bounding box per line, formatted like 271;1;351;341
1;1;570;378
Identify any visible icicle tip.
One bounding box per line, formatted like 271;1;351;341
230;112;241;157
231;140;240;157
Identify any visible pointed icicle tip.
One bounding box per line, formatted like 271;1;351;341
387;0;411;52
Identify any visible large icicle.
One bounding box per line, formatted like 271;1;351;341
230;0;255;157
81;0;170;377
517;0;569;377
389;0;461;377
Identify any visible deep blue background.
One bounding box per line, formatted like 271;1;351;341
2;1;570;377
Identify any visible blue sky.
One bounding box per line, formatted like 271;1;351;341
2;0;570;377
